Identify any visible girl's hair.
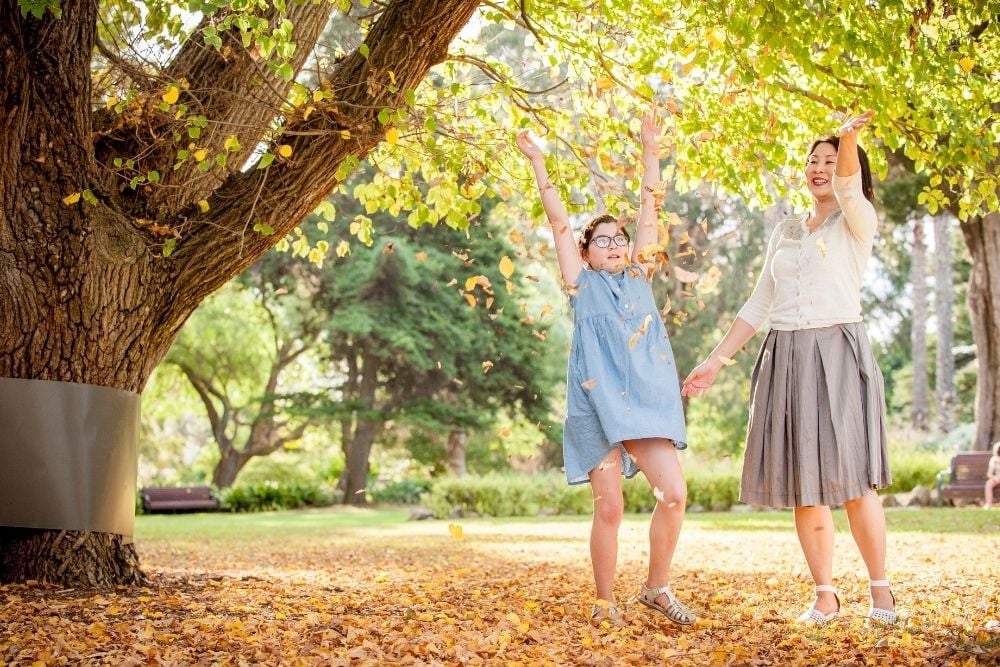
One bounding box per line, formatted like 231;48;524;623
808;136;875;203
578;213;630;254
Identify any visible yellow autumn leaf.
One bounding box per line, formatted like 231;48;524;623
415;251;427;262
193;149;208;162
719;355;737;367
105;96;119;110
509;229;524;244
595;77;615;91
385;127;399;144
197;199;210;213
465;276;480;291
464;293;477;307
499;427;512;438
959;56;974;73
499;255;514;279
482;360;494;373
448;523;463;539
706;26;726;49
816;237;828;257
162;85;180;105
62;192;81;205
335;240;351;257
277;144;293;158
340;130;351;139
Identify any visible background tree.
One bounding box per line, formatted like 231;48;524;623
255;202;561;503
166;283;323;488
910;216;930;431
933;214;956;434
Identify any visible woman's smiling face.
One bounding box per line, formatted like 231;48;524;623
805;141;838;200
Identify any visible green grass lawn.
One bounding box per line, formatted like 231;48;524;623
134;505;999;542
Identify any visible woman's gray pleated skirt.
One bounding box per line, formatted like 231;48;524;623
739;322;892;508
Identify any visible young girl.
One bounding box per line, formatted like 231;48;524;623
984;442;1000;509
683;111;898;625
515;110;694;627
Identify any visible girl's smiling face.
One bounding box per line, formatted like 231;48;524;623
805;141;838;200
582;221;629;272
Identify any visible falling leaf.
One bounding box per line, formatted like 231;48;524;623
336;240;350;257
673;266;699;283
448;524;463;539
481;360;494;373
464;293;477;307
382;242;394;255
193;149;208;162
340;130;351;139
277;144;293;158
385;128;399;144
197;199;210;213
415;251;428;262
62;192;81;205
499;256;514;279
719;356;737;366
959;56;975;72
509;230;524;244
581;379;597;391
499;427;512;438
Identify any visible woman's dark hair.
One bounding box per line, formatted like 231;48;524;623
578;213;630;254
808;136;875;203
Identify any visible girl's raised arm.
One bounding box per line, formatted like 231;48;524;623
633;108;663;270
516;130;584;286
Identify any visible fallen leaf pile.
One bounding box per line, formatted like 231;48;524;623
1;512;997;665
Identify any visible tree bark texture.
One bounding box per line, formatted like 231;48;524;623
446;428;469;477
933;214;955;434
910;216;929;431
0;0;483;585
960;213;1000;451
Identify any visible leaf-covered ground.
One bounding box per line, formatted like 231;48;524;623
2;508;998;665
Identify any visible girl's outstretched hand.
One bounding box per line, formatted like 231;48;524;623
837;109;875;137
681;359;721;398
640;107;663;150
515;130;544;161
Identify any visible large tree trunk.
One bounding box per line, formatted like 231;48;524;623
960;213;1000;450
339;347;381;504
446;428;469;477
911;216;929;431
0;0;483;586
934;214;955;434
340;420;380;505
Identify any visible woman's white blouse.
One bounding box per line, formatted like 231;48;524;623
737;170;878;332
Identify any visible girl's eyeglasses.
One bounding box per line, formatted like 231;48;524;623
590;234;629;249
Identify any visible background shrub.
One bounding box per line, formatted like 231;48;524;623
219;480;333;512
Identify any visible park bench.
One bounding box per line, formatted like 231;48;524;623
140;485;219;513
935;451;997;507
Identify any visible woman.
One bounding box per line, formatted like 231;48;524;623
682;110;896;625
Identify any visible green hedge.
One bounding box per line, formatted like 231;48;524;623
418;450;945;518
218;481;333;512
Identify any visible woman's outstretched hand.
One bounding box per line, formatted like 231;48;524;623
515;130;544;161
837;110;875;137
681;358;722;398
